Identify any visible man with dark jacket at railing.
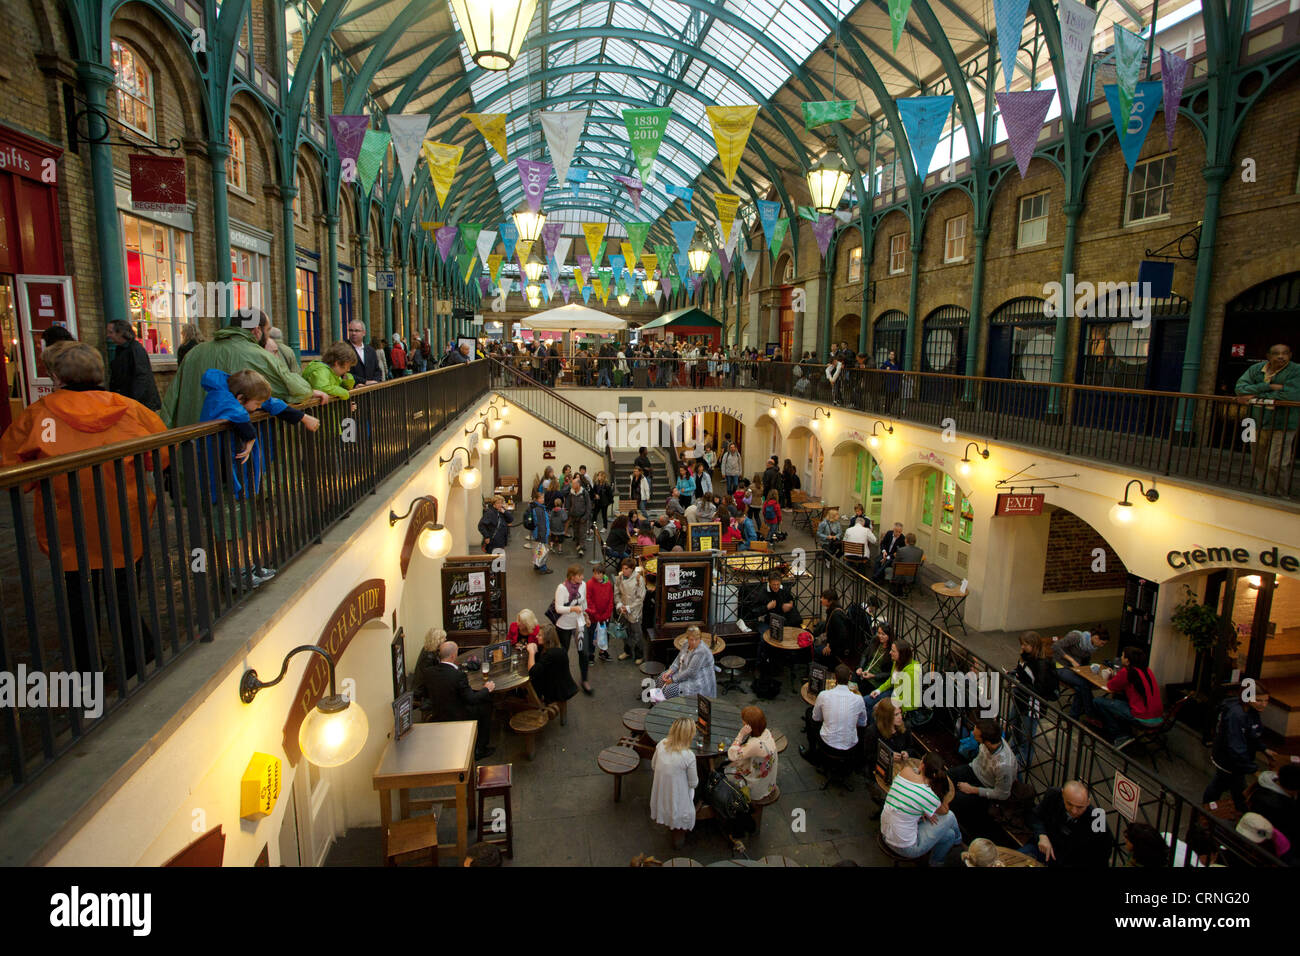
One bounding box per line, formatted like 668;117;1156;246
655;344;674;387
1022;781;1110;867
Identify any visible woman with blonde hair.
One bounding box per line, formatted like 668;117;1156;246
653;626;716;700
960;838;1004;867
651;717;699;849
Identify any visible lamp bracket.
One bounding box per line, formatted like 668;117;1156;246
995;465;1077;492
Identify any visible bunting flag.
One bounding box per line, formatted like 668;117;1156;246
664;183;693;211
476;229;497;267
997;90;1054;178
654;244;674;273
459;250;476;283
625;222;652;262
329;115;369;171
636;283;646;303
582;283;593;304
541;221;564;258
488;254;504;283
670;219;696;260
887;0;913;50
994;0;1032;91
733;248;745;275
577;253;592;273
769;217;790;258
1104;81;1164;171
670;273;681;296
560;281;572;303
620;242;637;271
574;265;586;290
713;192;740;246
1058;0;1099;118
1114;25;1146;127
614;174;644;211
653;289;663;305
623;108;672;183
499;276;514;299
691;275;705;296
547;257;559;285
706;106;759;187
499;221;519;261
595;240;607;265
896;95;953;177
593;277;608;305
516;240;536;268
708;252;721;281
422;142;463;208
516;158;552;213
813;214;836;259
480;276;491;297
464;112;508;161
420;221;441;235
540;110;586;188
554;237;572;268
436;225;459;261
568;166;589;198
582;223;607;265
801;100;855;131
797;205;818;222
459;223;483;256
610;254;626;286
724;218;742;258
755;199;780;242
719;248;732;281
386;114;430;185
1160;48;1188;148
355;130;390;196
742;249;760;278
674;254;691;282
641;253;659;278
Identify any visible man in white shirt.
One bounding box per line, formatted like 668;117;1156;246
843;518;877;563
801;664;867;768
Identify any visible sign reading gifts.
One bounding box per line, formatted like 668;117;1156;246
994;493;1045;516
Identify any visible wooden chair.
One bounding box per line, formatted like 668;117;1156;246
631;542;659;560
843;539;870;574
720;538;739;553
889;561;921;598
791;489;808;504
384;812;440;866
748;540;771;553
475;764;514;859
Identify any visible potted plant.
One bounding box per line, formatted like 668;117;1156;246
1169;585;1238;736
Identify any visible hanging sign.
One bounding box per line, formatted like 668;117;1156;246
994;493;1045;516
464;112;508;160
129;155;187;213
706;106;759;187
623;107;672;183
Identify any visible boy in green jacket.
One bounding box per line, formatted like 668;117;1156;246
302;341;357;399
1236;343;1299;495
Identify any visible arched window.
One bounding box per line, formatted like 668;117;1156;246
227;121;247;191
987;298;1054;383
873;310;907;366
110;39;154;137
921;305;969;375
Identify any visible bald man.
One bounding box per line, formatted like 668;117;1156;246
1023;781;1110;867
1236;343;1299;495
419;640;496;760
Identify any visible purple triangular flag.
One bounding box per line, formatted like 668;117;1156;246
480;277;490;296
1160;48;1188;149
577;253;592;273
996;90;1054;178
691;275;704;295
614;174;644;212
719;248;732;281
560;281;571;303
436;225;458;260
813;214;836;260
541;221;563;257
329;115;370;167
516;158;552;213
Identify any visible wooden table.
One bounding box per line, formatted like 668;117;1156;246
800;680;863;707
1071;664;1114;691
458;648;543;711
929;582;969;634
764;626;810;696
674;632;726;656
373;721;477;862
793;501;828;532
644;695;743;767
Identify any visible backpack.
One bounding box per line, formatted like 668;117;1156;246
763;501;779;524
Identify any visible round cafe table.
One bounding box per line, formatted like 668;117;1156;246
800;680;863;707
929;582;969;634
673;632;726;656
763;626;810;696
643;695;743;767
457;647;542;710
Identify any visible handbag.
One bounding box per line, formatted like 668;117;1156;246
545;600;561;626
796;631;813;649
607;618;627;644
702;769;754;835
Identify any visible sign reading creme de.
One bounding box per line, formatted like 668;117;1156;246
282;578;386;765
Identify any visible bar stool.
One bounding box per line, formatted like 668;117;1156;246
718;655;748;694
384;812;440;866
475;763;514;859
876;832;930;867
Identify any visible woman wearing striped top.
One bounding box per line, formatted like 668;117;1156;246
880;753;962;865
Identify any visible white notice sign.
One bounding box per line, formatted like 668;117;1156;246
1113;771;1141;822
468;571;486;594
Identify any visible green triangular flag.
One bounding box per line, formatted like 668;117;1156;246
708;251;721;280
595;241;607;266
888;0;913;50
1113;25;1145;127
459;223;483;255
655;244;675;272
356;130;391;197
622;108;672;183
458;250;476;283
636;284;646;302
670;273;681;296
625;222;653;262
801;100;855;130
797;205;818;222
769;217;790;257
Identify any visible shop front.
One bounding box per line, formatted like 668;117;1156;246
899;459;974;578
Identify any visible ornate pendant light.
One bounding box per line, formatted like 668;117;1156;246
450;0;541;71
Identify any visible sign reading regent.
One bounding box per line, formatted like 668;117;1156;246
282;579;386;765
1166;546;1300;575
994;493;1045;516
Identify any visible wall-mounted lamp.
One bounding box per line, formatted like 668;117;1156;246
868;420;894;450
389;495;452;558
481;405;507;433
1109;479;1159;527
959;441;990;477
466;421;495;456
768;398;787;419
438;446;481;490
811;406;831;431
240;646;369;768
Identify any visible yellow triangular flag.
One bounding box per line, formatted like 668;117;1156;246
713;192;740;243
516;239;535;266
620;242;637;271
582;222;607;265
420;221;441;234
593;277;605;303
642;254;658;278
574;267;585;290
707;106;759;187
422;142;463;208
488;254;503;283
464;113;508;161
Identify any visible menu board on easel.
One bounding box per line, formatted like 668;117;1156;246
441;556;505;646
656;554;712;633
688;521;722;552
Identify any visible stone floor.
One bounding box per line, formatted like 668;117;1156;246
326;507;1220;867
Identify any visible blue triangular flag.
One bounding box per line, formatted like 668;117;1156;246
1103;81;1163;171
755;199;780;240
896;95;953;177
582;283;593;303
500;221;518;261
994;0;1032;91
670;220;696;260
568;166;589;199
675;253;691;280
665;183;693;211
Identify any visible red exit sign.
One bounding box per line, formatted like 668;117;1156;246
995;493;1045;516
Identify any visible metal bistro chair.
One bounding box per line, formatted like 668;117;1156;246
1115;692;1193;771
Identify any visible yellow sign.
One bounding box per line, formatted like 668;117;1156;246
464;112;508;161
582;223;607;265
707;106;759;187
701;537;714;551
713;192;741;244
487;253;503;283
240;752;282;820
620;242;637;271
422;142;463;208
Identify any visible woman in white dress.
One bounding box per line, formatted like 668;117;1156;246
651;717;699;849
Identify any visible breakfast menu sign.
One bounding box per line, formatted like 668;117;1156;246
656;554;712;630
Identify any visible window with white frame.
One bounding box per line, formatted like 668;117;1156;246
847;246;862;282
944;214;967;263
110;39;154;138
1017;192;1049;248
1126;153;1176;225
227;121;247;192
888;233;906;274
121;212;190;359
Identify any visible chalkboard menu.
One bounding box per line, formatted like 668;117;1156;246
809;662;828;696
697;695;711;737
391;630;407;700
876;740;896;786
656;555;713;631
688;521;722;552
392;692;414;741
442;556;507;646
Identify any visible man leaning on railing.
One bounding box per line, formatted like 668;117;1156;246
1235;343;1299;497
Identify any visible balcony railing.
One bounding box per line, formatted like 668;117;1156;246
0;361;490;803
527;356;1300;502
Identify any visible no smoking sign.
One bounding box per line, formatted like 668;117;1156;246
1113;771;1141;822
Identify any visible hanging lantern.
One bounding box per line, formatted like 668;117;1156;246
688;239;710;275
525;282;543;307
449;0;541;71
513;208;547;243
524;258;545;282
643;277;659;296
617;292;631;307
806;144;851;214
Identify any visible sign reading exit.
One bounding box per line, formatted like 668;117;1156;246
994;493;1045;516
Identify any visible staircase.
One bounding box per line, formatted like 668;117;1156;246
490;359;605;454
609;448;671;502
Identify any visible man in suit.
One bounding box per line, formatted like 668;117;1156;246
873;522;906;580
762;457;781;498
886;534;925;583
420;640;496;759
346;319;382;385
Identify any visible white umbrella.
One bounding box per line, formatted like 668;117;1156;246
517;303;627;332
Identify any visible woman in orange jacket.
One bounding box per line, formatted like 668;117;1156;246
0;341;168;677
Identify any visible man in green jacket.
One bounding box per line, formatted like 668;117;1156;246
161;311;319;427
1235;343;1299;495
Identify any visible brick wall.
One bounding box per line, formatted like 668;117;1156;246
1041;508;1127;593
